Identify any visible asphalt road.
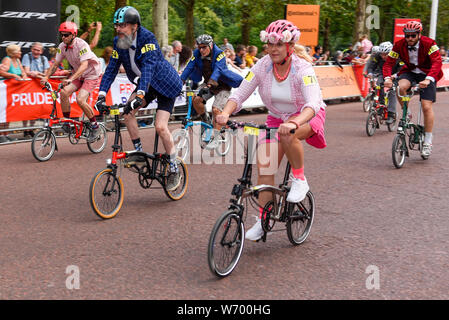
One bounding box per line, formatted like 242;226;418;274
1;92;448;300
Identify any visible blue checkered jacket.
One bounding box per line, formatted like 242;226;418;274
99;26;182;98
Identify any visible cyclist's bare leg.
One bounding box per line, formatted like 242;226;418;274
421;99;434;133
154;109;175;156
212;106;221;130
76;88;94;119
193;96;206;116
123;92;146;140
279;124;314;170
397;78;412;105
59;83;78;114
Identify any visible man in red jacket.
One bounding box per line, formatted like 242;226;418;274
383;21;443;158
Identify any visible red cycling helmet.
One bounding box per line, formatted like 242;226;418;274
403;21;422;33
59;21;78;35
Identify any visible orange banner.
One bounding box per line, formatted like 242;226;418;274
313;65;361;100
285;4;320;48
0;78;107;122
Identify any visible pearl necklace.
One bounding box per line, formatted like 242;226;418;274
273;59;292;81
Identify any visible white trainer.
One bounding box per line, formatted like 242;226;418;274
245;218;264;241
421;143;432;158
286;174;309;203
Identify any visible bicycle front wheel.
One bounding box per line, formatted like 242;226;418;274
287;191;315;245
163;157;189;201
208;210;245;277
362;95;373;112
89;168;124;219
215;129;232;156
392;134;407;169
172;129;190;162
31;129;56;162
365;111;377;136
87;124;108;154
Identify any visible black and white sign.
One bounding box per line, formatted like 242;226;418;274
0;0;60;57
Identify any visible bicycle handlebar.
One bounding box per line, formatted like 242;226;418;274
98;103;127;115
225;120;296;134
396;84;420;99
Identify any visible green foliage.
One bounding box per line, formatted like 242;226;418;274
59;0;449;54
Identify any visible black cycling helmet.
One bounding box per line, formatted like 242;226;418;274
196;34;213;47
113;6;141;25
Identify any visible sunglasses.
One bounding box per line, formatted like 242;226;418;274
198;46;209;50
404;34;418;39
114;23;128;29
60;33;72;38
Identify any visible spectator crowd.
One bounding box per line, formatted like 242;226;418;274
0;22;448;143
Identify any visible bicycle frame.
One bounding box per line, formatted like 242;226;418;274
106;105;170;186
181;87;214;140
396;85;424;143
43;83;88;140
227;123;294;223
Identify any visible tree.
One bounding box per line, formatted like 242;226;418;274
152;0;169;47
353;0;367;43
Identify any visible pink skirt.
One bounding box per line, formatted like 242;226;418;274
263;108;327;149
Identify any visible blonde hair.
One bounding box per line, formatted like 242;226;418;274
294;44;313;63
6;44;21;56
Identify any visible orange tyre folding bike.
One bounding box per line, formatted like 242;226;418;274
89;104;188;219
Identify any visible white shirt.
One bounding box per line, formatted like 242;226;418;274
270;73;297;117
408;42;425;75
129;37;141;77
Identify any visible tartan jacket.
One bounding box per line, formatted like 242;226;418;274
99;26;182;98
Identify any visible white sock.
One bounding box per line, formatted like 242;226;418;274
424;132;433;144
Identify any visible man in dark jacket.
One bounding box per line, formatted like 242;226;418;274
181;34;243;128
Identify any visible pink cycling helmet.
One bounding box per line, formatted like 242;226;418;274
260;20;301;44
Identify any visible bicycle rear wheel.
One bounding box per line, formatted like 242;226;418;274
87;124;108;154
31;129;56;162
89;168;124;219
392;134;407;169
163;157;189;200
208;210;245;277
365;111;377;136
286;191;315;245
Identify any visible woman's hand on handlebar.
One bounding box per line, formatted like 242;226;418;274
216;112;230;126
278;122;297;136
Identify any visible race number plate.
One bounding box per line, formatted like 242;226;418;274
110;108;120;115
243;126;260;136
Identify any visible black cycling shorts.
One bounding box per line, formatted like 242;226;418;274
398;72;436;102
132;86;175;114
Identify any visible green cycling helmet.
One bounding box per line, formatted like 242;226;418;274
113;6;141;25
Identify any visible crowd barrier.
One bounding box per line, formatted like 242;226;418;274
1;62;448;124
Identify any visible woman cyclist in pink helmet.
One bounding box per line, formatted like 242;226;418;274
216;20;327;241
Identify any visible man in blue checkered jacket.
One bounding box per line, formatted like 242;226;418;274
96;6;183;189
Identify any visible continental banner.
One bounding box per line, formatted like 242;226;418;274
313;65;361;100
285;4;320;48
